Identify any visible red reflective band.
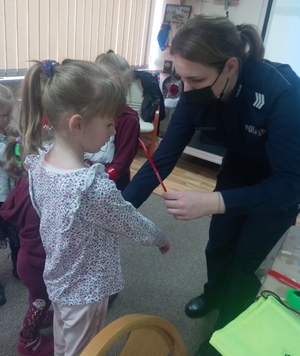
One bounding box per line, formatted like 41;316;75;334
105;166;119;180
267;269;300;290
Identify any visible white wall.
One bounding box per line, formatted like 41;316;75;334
264;0;300;76
198;0;268;29
150;0;269;73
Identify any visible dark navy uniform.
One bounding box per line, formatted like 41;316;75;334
123;59;300;328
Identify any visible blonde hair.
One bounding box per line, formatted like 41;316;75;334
95;50;133;93
171;14;265;71
20;59;126;160
19;60;54;160
0;84;14;112
0;84;22;180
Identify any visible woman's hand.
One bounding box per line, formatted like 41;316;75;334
162;190;225;220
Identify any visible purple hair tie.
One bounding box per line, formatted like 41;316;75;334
16;136;22;143
41;60;58;78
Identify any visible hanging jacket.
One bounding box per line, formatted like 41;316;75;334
133;70;166;123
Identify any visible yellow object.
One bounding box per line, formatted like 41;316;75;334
210;295;300;356
80;314;188;356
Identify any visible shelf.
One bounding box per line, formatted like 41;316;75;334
183;145;223;165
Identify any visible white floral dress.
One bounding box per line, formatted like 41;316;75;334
26;153;167;305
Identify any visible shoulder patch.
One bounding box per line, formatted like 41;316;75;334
253;92;265;109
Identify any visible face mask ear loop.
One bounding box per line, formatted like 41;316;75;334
211;61;228;99
210;69;223;89
210;59;227;88
217;78;229;99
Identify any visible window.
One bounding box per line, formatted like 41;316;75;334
0;0;155;76
263;0;300;76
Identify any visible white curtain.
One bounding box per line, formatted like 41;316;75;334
0;0;155;76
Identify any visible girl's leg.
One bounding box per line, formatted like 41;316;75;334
17;251;52;338
53;298;108;356
16;250;54;355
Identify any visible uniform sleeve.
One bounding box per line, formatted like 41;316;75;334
122;100;196;207
222;86;300;215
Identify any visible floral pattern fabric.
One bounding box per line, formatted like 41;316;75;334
26;154;167;305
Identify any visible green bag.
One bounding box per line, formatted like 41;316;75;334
210;292;300;356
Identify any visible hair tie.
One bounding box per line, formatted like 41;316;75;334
15;142;22;167
41;60;58;78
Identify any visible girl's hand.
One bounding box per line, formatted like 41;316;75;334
162;190;224;220
159;242;170;254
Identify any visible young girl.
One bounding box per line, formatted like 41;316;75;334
0;164;54;356
0;61;56;356
21;59;169;356
0;84;20;292
92;50;140;191
90;50;141;305
1;61;57;355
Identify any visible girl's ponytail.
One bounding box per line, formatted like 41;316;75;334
19;60;58;160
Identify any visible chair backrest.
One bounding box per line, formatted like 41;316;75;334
127;79;144;116
80;314;188;356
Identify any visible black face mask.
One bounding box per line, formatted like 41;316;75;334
183;69;229;107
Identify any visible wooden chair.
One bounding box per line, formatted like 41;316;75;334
80;314;188;356
127;79;160;156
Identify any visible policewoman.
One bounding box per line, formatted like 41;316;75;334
122;14;300;355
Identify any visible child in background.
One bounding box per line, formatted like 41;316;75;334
0;62;57;355
91;50;141;305
21;59;169;356
0;84;20;305
0;159;54;356
90;50;140;191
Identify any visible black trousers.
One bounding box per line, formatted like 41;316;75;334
202;161;299;331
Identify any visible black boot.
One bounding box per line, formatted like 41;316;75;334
185;294;219;318
0;281;6;306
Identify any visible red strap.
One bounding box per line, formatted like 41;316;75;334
138;138;167;192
